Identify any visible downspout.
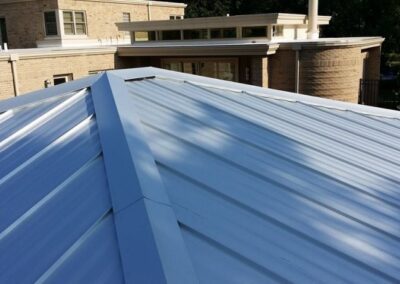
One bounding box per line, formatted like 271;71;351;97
293;45;301;93
9;54;19;96
147;1;152;21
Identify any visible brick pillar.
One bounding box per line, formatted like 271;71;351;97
268;50;296;92
250;56;268;87
364;47;381;80
299;47;362;103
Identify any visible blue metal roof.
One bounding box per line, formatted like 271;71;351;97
1;67;400;283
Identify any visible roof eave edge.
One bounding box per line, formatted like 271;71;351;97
0;73;102;113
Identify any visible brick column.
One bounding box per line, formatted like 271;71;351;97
250;56;268;88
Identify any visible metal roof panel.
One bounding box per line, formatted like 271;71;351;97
1;67;399;283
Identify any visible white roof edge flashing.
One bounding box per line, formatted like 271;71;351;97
109;67;400;120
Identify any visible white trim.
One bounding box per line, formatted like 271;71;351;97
0;0;187;8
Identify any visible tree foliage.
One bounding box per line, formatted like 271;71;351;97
161;0;400;54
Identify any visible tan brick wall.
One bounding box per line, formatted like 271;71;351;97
268;47;365;103
363;46;381;80
299;47;362;103
0;51;117;99
250;56;268;87
268;50;296;92
0;0;58;48
150;5;184;20
58;0;185;42
0;0;184;48
17;52;116;94
0;60;15;99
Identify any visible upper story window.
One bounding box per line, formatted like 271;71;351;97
242;26;267;38
122;13;131;36
44;11;58;36
210;28;236;39
63;11;87;35
123;12;131;23
170;15;183;20
273;25;284;37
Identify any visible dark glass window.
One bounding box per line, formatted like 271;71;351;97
210;28;236;39
53;74;73;85
161;30;181;40
273;25;284;37
183;29;207;40
242;26;267;38
44;11;58;36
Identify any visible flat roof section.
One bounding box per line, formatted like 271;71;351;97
117;37;384;57
117;13;331;32
118;40;280;56
0;46;117;61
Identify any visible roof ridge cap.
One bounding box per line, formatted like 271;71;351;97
91;73;198;283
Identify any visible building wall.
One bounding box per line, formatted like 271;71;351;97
268;50;296;92
268;46;367;103
0;60;14;100
299;47;362;103
363;46;381;80
0;50;118;98
57;0;185;43
250;57;268;87
0;0;185;48
0;0;58;48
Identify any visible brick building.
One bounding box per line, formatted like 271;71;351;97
0;0;384;104
0;0;185;48
117;13;383;103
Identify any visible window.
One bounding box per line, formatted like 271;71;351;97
134;31;156;41
53;74;73;85
162;58;238;82
63;11;86;35
122;13;131;37
169;15;183;20
210;28;236;39
161;30;181;40
273;25;284;37
183;29;207;40
44;11;58;36
122;12;131;23
242;26;267;38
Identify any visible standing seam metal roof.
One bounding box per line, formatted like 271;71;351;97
0;67;400;283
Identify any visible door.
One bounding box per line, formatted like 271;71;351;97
0;18;7;47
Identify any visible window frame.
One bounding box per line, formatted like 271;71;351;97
62;10;87;36
169;15;184;20
53;73;73;85
43;10;60;37
161;57;239;82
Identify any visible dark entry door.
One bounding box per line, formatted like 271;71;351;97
0;18;8;47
